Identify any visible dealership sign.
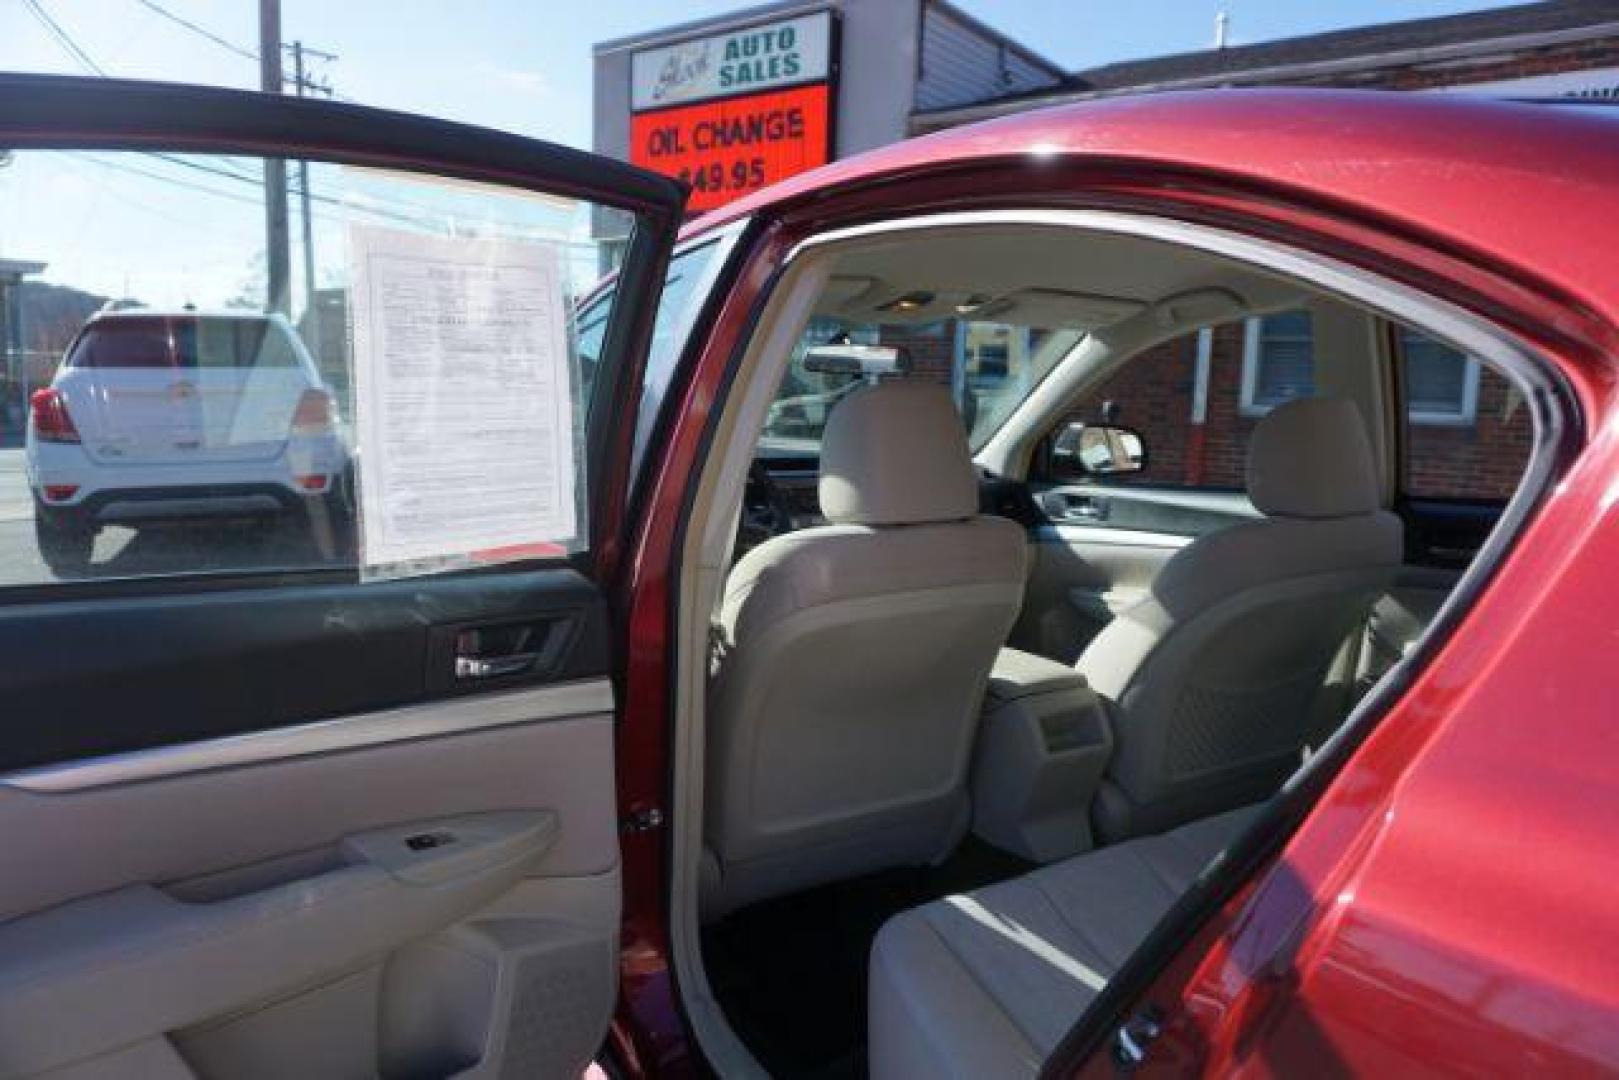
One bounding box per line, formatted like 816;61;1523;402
630;11;836;212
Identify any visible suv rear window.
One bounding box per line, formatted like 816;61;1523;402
68;317;302;370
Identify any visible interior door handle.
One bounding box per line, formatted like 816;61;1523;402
455;652;540;680
1041;491;1109;522
453;624;544;680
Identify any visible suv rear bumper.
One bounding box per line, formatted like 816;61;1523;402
37;483;334;528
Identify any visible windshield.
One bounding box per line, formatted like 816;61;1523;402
758;316;1084;456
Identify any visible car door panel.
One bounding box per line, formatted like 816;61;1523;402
1012;523;1188;663
0;76;688;1080
0;705;621;1078
0;570;608;771
1015;483;1256;663
1032;482;1257;536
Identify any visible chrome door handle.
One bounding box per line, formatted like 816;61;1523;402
1061;501;1105;521
1041;490;1109;522
454;652;540;680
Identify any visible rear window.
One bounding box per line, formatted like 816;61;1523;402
68;317;303;371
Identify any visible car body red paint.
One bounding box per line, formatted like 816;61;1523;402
607;90;1619;1074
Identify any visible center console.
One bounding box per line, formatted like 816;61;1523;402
971;648;1113;863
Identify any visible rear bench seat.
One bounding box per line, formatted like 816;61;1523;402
868;805;1261;1078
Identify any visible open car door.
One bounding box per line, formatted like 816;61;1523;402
0;76;683;1079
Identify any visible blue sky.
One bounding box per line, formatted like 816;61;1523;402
0;1;1527;148
0;0;1525;308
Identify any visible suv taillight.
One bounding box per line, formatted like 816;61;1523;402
29;388;80;444
291;389;335;436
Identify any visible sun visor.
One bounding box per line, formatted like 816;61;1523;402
975;288;1145;330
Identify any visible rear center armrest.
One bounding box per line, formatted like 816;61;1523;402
985;647;1088;703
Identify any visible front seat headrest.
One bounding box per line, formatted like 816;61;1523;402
819;381;977;526
1247;397;1379;519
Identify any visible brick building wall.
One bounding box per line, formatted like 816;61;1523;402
1406;364;1533;499
829;306;1533;504
1063;321;1532;501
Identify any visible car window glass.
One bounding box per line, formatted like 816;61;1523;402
1400;326;1530;502
1040;312;1329;537
574;290;612;405
630;238;730;485
0;150;636;585
1050;311;1533;533
757;315;1080;455
68;320;175;369
1056;312;1321;497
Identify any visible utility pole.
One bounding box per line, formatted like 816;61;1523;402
259;0;290;315
289;40;321;357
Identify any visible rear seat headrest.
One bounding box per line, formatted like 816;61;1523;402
1247;397;1379;519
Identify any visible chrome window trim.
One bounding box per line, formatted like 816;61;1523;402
2;678;615;793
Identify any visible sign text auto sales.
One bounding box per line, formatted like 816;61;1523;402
629;12;834;212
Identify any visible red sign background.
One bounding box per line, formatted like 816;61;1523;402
630;83;831;212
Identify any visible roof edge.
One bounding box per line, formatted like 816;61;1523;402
911;19;1619;130
924;0;1067;79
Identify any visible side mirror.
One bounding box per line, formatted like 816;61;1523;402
801;343;911;377
1051;422;1146;478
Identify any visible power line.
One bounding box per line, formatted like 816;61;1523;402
70;152;444;233
132;0;257;63
21;0;333;200
19;6;601;256
22;0;107;75
128;0;332;94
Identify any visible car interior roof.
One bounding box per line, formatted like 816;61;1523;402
814;226;1307;329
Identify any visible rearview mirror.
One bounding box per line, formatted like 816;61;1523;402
801;343;911;377
1051;422;1146;478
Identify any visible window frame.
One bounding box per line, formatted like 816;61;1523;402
1400;327;1483;428
1238;312;1315;417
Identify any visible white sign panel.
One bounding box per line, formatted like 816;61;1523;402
631;11;832;112
349;225;578;571
1435;65;1619;100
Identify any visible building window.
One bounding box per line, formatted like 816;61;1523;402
1240;310;1314;416
1400;327;1480;426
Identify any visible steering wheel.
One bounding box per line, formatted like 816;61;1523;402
740;460;798;550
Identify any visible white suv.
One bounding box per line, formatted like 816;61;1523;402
25;309;350;574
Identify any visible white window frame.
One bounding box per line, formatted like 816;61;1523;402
1240;315;1481;426
1239;314;1313;417
1405;348;1482;428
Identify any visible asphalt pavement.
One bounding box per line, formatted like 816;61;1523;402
0;447;340;585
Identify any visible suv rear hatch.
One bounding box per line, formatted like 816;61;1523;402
57;315;314;467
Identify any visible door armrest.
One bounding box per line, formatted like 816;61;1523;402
0;810;556;1077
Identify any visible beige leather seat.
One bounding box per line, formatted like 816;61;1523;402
869;804;1260;1079
704;382;1026;916
1080;397;1402;842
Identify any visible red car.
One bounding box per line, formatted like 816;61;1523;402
0;76;1614;1079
